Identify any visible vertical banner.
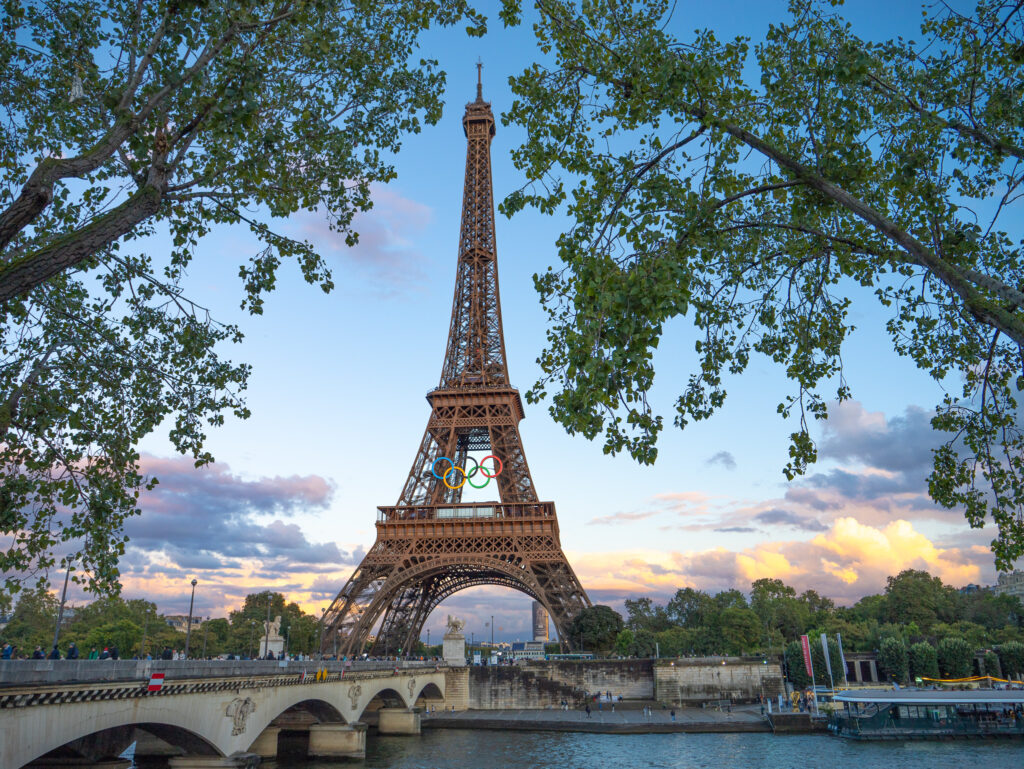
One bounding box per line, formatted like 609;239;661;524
837;633;848;682
820;633;834;682
800;634;813;677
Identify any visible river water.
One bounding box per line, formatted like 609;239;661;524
276;729;1023;768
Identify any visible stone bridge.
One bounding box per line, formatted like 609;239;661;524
0;659;461;768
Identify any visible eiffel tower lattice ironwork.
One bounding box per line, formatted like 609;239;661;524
321;71;591;657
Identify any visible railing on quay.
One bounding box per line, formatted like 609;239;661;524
377;500;555;523
0;658;444;688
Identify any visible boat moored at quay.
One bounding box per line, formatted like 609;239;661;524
830;689;1024;740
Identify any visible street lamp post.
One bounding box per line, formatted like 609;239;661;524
202;618;209;659
490;615;494;647
249;621;257;658
318;608;326;660
263;594;272;659
184;579;198;659
52;563;72;654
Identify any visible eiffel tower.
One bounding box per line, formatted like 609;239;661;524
321;69;590;657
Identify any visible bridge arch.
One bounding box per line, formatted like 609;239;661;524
16;718;224;768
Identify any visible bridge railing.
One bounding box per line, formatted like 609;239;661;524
0;658;444;687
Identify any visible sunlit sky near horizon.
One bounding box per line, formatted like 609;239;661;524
48;0;1011;642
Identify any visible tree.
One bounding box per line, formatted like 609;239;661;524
0;0;487;601
0;583;57;654
983;649;1002;678
997;640;1024;679
937;637;975;679
502;0;1024;567
718;607;762;655
633;628;657;658
884;571;956;633
623;596;671;633
614;628;635;657
783;640;811;689
568;605;623;654
908;641;939;681
665;588;714;629
878;636;908;684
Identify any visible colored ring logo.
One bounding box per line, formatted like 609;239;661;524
431;455;503;490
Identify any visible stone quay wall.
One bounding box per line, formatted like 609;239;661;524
467;666;587;709
521;660;655;700
654;658;785;705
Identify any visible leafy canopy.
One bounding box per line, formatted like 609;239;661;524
0;0;485;601
501;0;1024;566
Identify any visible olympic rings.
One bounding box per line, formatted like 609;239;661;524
431;454;503;489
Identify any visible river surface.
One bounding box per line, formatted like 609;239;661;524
275;729;1024;769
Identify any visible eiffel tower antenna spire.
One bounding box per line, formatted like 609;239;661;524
476;58;483;101
321;75;590;657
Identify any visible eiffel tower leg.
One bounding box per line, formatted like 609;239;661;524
373;575;445;656
322;558;394;657
528;560;592;651
488;423;537;503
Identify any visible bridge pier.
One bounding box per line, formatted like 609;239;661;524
247;725;281;759
377;708;421;735
308;722;367;759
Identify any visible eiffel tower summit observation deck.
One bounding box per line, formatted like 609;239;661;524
321;69;591;657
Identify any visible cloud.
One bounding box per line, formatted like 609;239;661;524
752;508;828;532
104;454;358;616
705;451;737;470
570;517;991;609
588;511;660;525
714;526;756;533
820;401;938;474
291;183;432;289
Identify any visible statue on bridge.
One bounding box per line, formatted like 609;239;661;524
445;615;465;636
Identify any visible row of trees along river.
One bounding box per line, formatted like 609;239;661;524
564;569;1024;684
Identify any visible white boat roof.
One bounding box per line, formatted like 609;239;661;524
835;689;1024;705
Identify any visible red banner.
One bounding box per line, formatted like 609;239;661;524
800;635;813;678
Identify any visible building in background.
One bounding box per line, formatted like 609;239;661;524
993;570;1024;601
532;601;549;642
511;641;546;661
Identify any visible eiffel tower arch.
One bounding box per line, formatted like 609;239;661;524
322;70;591;657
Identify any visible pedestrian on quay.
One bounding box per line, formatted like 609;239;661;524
161;646;173;660
88;647;98;659
99;647;110;660
110;646;119;660
67;643;79;660
585;704;591;719
1;642;13;659
47;645;60;659
670;709;676;722
32;646;45;659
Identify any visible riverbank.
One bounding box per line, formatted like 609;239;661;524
420;705;777;734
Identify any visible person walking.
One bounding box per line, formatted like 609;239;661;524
110;646;119;660
47;645;60;659
670;709;676;722
1;642;13;659
161;646;173;660
87;647;98;659
98;647;110;660
32;646;45;659
585;704;591;718
67;643;79;660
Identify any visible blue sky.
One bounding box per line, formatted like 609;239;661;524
95;0;1006;641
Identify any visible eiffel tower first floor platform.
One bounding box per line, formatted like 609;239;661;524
321;501;591;657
